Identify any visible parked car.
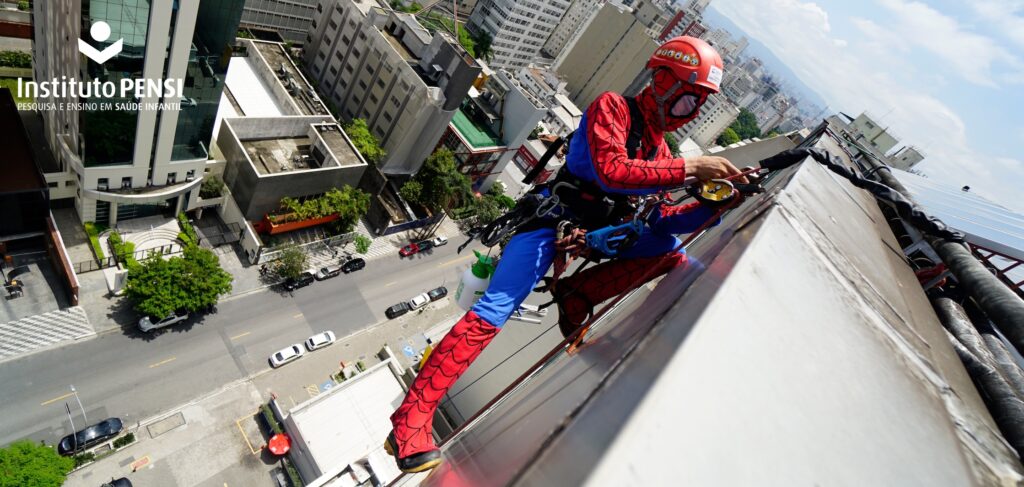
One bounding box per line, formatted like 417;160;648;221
341;257;365;273
269;344;304;368
385;301;412;319
315;265;343;281
416;240;434;252
57;418;124;456
427;286;448;301
431;235;448;247
409;293;430;310
138;311;189;333
305;331;337;351
284;272;315;291
399;243;420;257
101;478;133;487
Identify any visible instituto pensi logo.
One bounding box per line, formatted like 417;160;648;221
78;21;123;64
16;22;184;112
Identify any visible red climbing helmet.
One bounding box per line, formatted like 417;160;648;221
647;36;724;93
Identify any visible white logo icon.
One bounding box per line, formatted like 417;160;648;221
79;22;123;64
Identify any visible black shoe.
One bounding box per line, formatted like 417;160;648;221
384;432;442;473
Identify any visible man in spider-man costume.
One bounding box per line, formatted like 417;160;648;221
385;36;744;472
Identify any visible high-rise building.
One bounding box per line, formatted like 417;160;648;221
632;0;671;31
553;2;658;110
240;0;318;45
303;0;481;175
674;93;740;148
542;0;604;58
468;0;571;68
34;0;246;225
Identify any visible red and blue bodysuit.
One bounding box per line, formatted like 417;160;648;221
386;83;720;472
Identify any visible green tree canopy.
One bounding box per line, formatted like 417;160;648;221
470;194;503;226
274;245;308;280
399;180;424;207
472;31;493;61
412;149;472;212
0;440;75;487
125;246;233;318
728;108;761;140
343;119;386;165
664;132;680;156
275;187;369;233
716;127;740;146
354;234;371;254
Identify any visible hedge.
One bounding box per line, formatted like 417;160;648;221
83;222;106;260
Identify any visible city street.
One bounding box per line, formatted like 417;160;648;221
0;240;486;448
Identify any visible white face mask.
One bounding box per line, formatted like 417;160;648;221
670;93;701;118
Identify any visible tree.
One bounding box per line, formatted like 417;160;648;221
664;132;680;156
274;245;308;280
412;149;472;212
716;127;740;146
472;31;493;61
399;180;423;207
199;176;225;198
125;246;233;318
728;108;761;140
0;440;75;487
343;119;386;165
471;194;503;226
354;234;371;254
528;126;543;140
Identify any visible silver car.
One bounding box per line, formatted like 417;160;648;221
138;311;189;333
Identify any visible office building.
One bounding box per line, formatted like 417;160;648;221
304;0;481;175
468;0;572;68
33;0;246;225
240;0;318;45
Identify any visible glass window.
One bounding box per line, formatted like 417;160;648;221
167;173;177;185
97;178;109;190
121;177;131;189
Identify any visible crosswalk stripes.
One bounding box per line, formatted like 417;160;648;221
0;307;95;361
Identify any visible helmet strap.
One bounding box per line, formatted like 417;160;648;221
651;68;682;132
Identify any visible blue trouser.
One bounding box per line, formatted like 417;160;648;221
471;203;717;327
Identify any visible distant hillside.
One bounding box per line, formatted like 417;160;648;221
704;6;831;110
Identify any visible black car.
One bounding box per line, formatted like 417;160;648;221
416;240;434;252
385;301;412;319
284;272;315;291
427;286;448;301
341;258;366;273
58;417;123;455
101;478;133;487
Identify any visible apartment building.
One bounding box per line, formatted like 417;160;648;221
34;0;246;225
304;0;480;175
541;0;603;58
553;2;657;109
468;0;571;68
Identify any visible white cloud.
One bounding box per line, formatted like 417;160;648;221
833;39;847;48
713;0;1024;211
873;0;1023;88
968;0;1024;51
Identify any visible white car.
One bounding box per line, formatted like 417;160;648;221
269;344;304;368
431;235;448;247
138;311;189;333
305;330;337;351
409;293;430;310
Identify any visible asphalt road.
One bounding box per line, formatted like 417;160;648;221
0;241;485;447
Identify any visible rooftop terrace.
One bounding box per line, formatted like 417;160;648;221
252;41;329;117
451;106;503;150
240;123;364;175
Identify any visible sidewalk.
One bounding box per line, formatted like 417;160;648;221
64;300;463;487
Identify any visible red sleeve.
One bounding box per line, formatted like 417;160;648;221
585;92;689;191
658;200;704;217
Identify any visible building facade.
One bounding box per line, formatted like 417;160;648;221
468;0;571;68
675;93;740;148
541;0;603;58
34;0;246;225
240;0;318;45
553;2;657;110
304;0;480;175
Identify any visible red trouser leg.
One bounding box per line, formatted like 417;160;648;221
556;252;686;337
388;310;499;470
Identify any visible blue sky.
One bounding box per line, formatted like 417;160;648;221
710;0;1024;212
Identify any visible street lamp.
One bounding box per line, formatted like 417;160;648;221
70;385;87;424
